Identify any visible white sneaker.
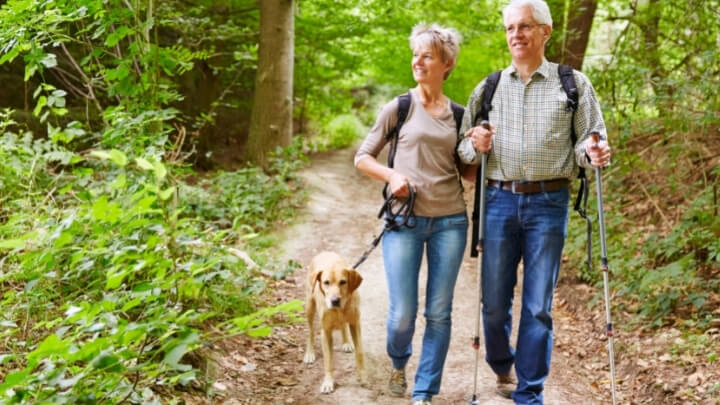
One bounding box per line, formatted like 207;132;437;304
412;400;432;405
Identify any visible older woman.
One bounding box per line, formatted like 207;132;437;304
354;23;467;405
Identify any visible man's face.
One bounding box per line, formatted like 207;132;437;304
505;5;551;63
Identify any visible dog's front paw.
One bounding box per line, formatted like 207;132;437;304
303;351;316;364
320;376;335;394
341;342;354;353
357;371;368;387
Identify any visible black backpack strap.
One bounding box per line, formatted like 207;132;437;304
473;70;502;125
558;65;586;208
450;101;467;187
470;71;501;258
559;64;593;270
382;92;411;200
450;101;465;134
386;92;412;168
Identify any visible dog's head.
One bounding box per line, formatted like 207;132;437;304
313;267;363;309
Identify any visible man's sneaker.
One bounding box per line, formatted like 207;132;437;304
496;373;516;399
413;401;432;405
388;368;407;397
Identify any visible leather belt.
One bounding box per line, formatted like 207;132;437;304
487;178;569;194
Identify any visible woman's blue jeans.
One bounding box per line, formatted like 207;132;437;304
481;185;569;405
382;212;468;402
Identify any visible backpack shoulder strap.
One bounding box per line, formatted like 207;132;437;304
474;70;502;125
557;65;589;215
385;92;412;169
385;92;411;142
558;64;579;142
450;101;465;135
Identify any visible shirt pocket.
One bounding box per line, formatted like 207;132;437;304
549;85;573;127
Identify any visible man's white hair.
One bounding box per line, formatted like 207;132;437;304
503;0;553;28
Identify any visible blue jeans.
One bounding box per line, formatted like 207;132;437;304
481;185;569;405
382;212;468;402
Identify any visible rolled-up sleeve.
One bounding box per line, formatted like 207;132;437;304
457;80;486;165
572;71;608;169
354;99;399;166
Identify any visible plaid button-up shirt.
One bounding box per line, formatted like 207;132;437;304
457;59;607;181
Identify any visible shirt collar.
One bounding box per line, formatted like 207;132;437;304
508;58;552;79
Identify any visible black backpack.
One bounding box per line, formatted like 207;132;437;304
383;91;467;198
469;64;588;257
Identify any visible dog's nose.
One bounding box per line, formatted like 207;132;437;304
330;297;341;307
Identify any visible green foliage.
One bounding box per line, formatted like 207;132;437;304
0;122;306;403
314;114;367;150
295;0;508;142
0;1;306;400
566;154;719;330
0;121;305;402
587;0;720;128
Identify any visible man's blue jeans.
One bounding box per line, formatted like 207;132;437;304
382;212;467;402
481;185;569;405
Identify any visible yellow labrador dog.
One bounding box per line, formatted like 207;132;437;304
303;251;365;393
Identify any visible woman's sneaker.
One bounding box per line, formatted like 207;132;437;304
388;368;407;396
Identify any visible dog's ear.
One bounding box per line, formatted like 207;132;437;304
345;269;363;294
312;270;324;293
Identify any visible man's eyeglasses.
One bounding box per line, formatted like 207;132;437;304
504;23;544;34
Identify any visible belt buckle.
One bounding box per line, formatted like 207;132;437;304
511;181;518;194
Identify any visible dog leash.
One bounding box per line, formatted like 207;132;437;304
352;186;417;269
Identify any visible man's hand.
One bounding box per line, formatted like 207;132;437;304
587;134;611;167
464;123;495;153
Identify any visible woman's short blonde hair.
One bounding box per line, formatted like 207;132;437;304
409;23;462;80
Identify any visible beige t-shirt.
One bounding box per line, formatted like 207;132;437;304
354;89;466;217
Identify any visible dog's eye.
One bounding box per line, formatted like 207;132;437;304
339;280;347;285
323;280;330;285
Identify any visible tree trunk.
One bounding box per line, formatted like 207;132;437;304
638;0;663;85
246;0;294;168
545;0;567;64
563;0;597;70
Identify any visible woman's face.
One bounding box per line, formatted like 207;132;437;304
412;44;450;85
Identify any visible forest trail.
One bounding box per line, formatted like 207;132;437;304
266;146;601;405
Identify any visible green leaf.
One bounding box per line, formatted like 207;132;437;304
153;160;167;181
136;157;154;170
163;343;192;371
27;334;71;368
0;239;24;250
247;326;272;337
111;173;127;190
40;53;57;68
33;95;47;116
105;26;135;47
163;331;199;371
159;186;175;201
0;369;29;392
54;230;73;248
106;270;127;290
90;150;112;160
109;149;128;166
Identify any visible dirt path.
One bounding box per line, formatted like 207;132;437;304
265;146;600;405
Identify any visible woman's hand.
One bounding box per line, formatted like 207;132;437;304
389;171;411;197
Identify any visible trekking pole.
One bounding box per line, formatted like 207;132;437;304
591;133;618;405
470;120;490;405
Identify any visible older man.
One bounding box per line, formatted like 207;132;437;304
457;0;611;403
